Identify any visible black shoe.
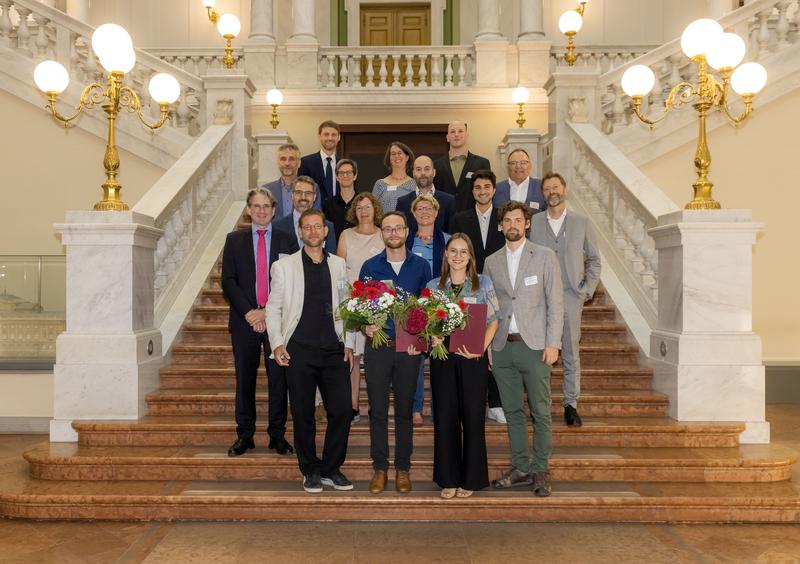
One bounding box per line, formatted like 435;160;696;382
351;408;361;423
532;471;552;497
227;437;254;457
268;436;294;455
321;470;354;491
564;405;583;427
303;471;323;494
491;467;533;489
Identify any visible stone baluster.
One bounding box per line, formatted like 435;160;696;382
611;84;625;127
444;54;454;87
639;235;657;290
15;6;32;55
457;55;467;86
667;53;683;90
404;55;414;87
365;55;375;88
0;0;12;48
378;54;388;88
795;1;800;43
32;13;50;58
337;55;348;87
431;55;441;87
352;56;362;88
756;8;772;59
775;1;791;48
630;218;646;273
69;31;80;76
391;54;401;87
327;55;336;87
418;55;428;87
175;92;191;129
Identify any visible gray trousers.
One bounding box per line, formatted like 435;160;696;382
561;290;585;408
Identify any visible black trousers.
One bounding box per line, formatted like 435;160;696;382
363;343;419;472
487;370;502;408
285;340;352;476
231;328;288;441
430;353;490;490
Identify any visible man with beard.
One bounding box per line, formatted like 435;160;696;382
396;155;455;233
267;209;353;493
299;120;341;206
529;172;601;427
273;176;337;254
484;201;563;497
352;211;431;494
262;143;321;218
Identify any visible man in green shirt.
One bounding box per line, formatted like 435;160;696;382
433;120;492;212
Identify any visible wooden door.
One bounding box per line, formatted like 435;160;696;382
360;4;431;86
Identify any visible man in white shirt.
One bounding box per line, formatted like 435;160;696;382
493;149;546;214
299;120;341;206
530;172;601;427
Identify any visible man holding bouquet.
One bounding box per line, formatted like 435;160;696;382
350;211;431;494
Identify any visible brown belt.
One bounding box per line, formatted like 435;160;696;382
507;334;523;342
383;339;396;348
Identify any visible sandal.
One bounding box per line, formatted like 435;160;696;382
440;488;457;499
456;488;473;498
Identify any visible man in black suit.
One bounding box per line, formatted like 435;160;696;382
221;188;299;457
448;170;507;424
396;155;455;233
273;176;337;254
298;120;341;206
433;121;492;213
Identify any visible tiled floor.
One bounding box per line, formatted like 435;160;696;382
1;405;799;564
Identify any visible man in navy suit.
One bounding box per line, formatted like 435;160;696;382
221;188;299;457
433;121;492;212
273;176;337;254
261;143;321;218
396;155;455;233
298;120;341;206
493;148;546;214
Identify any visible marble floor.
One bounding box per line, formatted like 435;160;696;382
0;405;798;564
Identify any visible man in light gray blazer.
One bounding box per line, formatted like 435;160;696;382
530;172;601;428
484;201;564;497
261;143;321;218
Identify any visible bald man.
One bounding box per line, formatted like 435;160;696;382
433;121;492;213
396;155;456;233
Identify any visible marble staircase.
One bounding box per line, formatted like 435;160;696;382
3;255;800;522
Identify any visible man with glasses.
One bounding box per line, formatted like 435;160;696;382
221;188;299;458
324;158;366;242
267;209;354;493
274;176;337;253
261;143;321;218
351;212;431;495
396;155;455;233
494;148;546;214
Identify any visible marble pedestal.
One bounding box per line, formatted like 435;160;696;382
649;210;769;443
51;212;163;442
499;128;543;177
286;43;320;88
474;40;510;87
516;40;551;88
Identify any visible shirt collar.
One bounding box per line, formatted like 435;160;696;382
548;208;567;221
506;242;525;259
416;186;435;197
251;223;272;235
319;149;335;162
509;177;530;191
476;205;492;219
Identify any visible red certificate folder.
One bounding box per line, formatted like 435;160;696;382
395;321;428;353
449;303;488;356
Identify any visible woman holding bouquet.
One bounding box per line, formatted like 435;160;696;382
427;233;498;498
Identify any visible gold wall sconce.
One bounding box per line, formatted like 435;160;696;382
266;89;284;129
511;86;530;128
202;0;220;23
559;1;589;67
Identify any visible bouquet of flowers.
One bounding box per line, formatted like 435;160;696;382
397;287;467;360
338;279;397;348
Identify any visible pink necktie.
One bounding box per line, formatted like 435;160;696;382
256;229;269;307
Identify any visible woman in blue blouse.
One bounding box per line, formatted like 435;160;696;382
406;194;449;425
427;233;499;498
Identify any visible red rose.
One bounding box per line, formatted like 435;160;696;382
371;281;389;293
353;280;365;290
405;307;428;334
458;300;467;310
351;289;362;298
387;289;397;296
435;309;447;319
365;287;381;299
420;288;432;298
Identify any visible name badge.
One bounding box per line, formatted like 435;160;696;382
463;297;478;304
524;275;538;286
530;201;540;210
415;252;424;257
465;172;474;179
387;185;397;192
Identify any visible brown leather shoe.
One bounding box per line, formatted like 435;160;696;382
369;470;388;494
395;470;412;493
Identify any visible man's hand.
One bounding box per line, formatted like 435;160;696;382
406;344;422;356
245;308;265;326
542;346;559;366
251;320;266;333
344;347;354;370
487;348;493;368
274;345;291;367
364;324;379;338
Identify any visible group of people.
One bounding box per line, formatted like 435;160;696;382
220;119;601;499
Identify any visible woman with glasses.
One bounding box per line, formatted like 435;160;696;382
406;194;449;426
336;192;386;422
427;234;499;499
372;141;416;212
325;158;362;242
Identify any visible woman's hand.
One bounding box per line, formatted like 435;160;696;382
455;345;482;360
431;335;444;347
364;324;379;338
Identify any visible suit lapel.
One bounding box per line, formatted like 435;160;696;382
457;152;473;187
514;242;534;290
239;229;257;299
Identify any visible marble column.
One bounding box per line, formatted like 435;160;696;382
244;0;276;91
649;210;769;444
288;0;316;43
66;0;90;22
255;130;292;189
518;0;545;40
248;0;274;42
473;0;508;86
707;0;734;18
475;0;504;41
51;212;163;442
286;0;319;87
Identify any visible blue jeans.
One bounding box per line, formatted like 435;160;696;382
412;356;425;413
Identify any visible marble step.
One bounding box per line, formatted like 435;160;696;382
158;366;654;391
24;443;797;483
145;389;669;418
71;416;744;448
168;343;643;366
189;303;620;324
2;473;799;522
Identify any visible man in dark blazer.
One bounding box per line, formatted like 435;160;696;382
221;188;299;457
273;176;337;254
493;148;546;214
396;155;455;233
433;121;491;212
262;143;321;218
298;120;341;206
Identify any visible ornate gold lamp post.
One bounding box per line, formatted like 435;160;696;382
621;19;767;210
216;13;241;69
266;89;284;129
33;24;181;211
511;86;530;128
559;1;589;66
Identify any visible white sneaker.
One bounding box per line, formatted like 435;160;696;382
487;407;507;424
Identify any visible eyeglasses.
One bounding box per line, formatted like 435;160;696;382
300;224;326;232
382;226;406;234
249;204;274;211
447;248;470;257
293;190;315;198
337;170;355;176
414;206;435;213
508;160;530;167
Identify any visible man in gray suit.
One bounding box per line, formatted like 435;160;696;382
261;143;321;218
484;201;564;497
530;172;601;427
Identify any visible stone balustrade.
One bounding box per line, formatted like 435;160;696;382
148;48;245;75
549;45;656;74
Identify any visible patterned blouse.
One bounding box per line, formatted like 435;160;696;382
372;177;417;212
